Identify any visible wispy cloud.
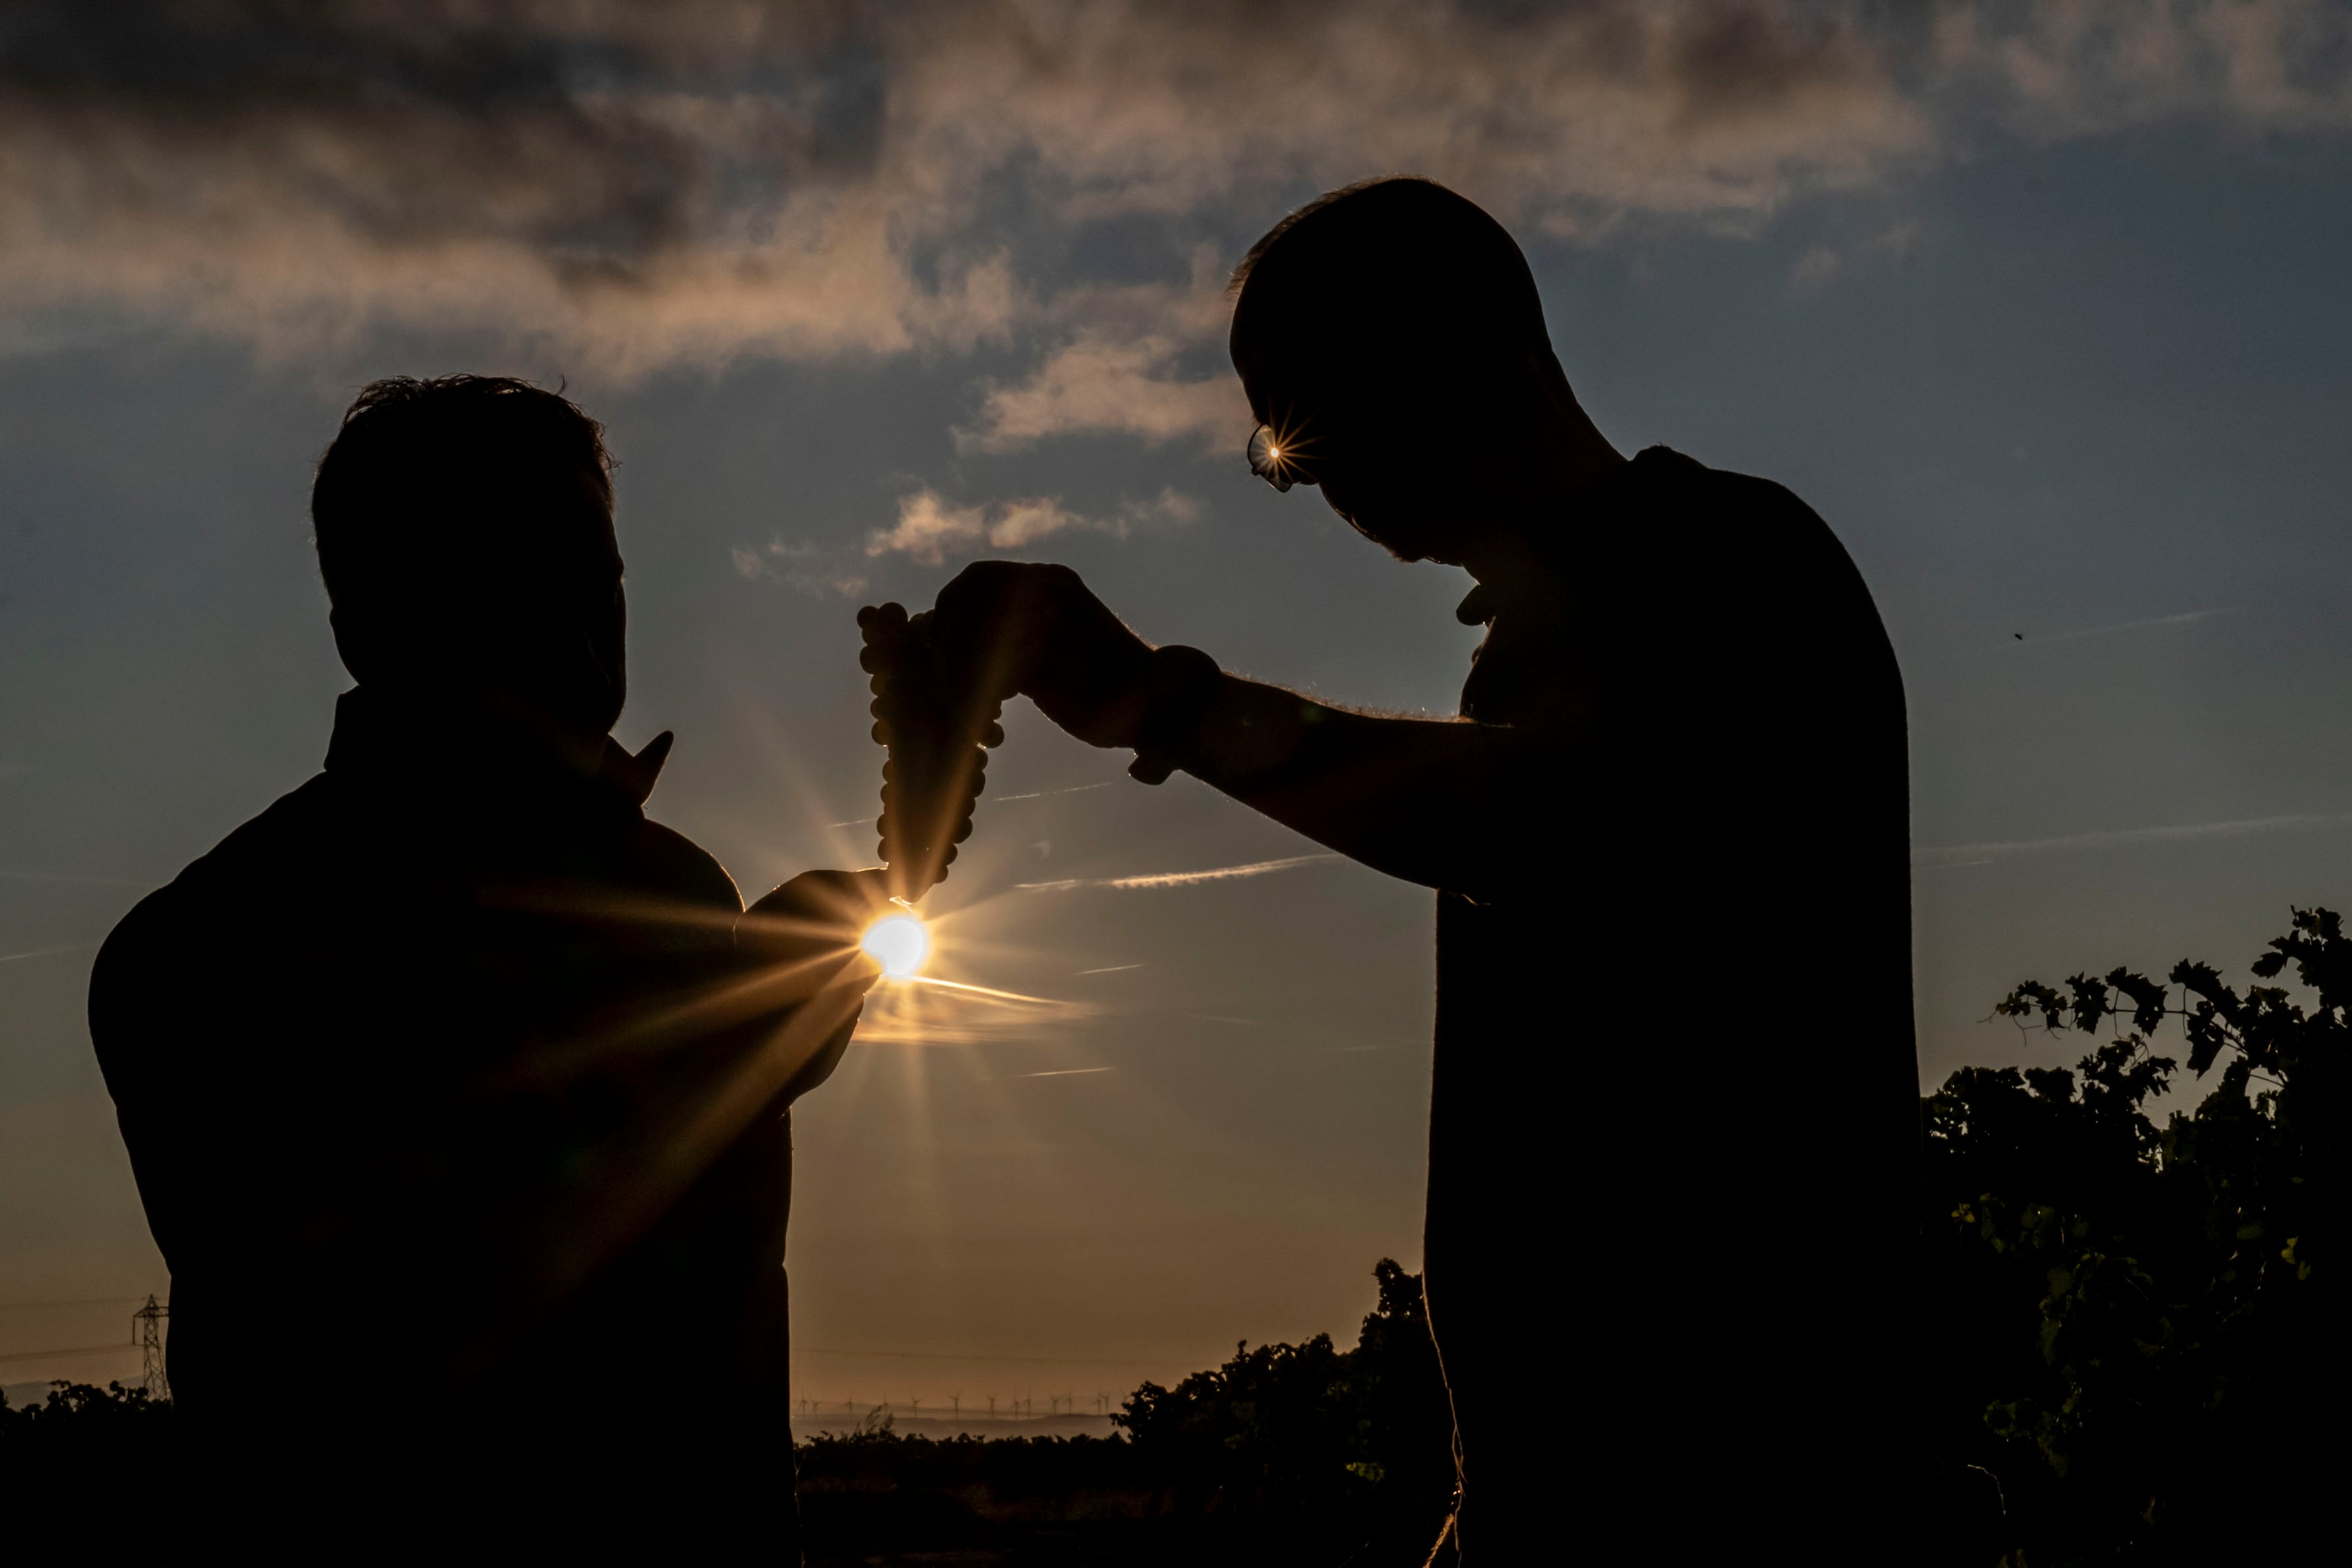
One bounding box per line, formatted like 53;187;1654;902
0;943;98;964
865;487;1198;566
2007;607;2242;645
850;973;1095;1046
734;538;871;599
0;869;157;888
1919;811;2352;868
957;332;1244;455
1018;853;1339;892
1789;218;1921;296
825;781;1116;831
996;783;1115;803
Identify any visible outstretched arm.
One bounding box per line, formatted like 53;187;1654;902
1158;670;1571;900
734;868;894;1103
925;561;1578;903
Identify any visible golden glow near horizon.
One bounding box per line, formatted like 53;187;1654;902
862;911;931;980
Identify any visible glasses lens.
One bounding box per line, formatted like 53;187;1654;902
1246;425;1294;492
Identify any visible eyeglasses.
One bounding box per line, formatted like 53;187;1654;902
1245;424;1295;493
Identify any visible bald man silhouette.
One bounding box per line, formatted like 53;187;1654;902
919;179;1919;1562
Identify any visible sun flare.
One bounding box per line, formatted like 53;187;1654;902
861;911;931;980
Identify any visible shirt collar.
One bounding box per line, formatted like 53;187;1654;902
323;686;665;817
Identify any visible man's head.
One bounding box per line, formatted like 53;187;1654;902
1229;177;1616;568
313;376;626;744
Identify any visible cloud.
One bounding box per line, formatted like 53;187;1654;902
732;537;871;597
0;868;157;888
1790;244;1844;293
995;782;1115;803
0;943;98;965
957;332;1246;454
850;973;1097;1046
1918;810;2352;868
865;487;1198;566
1930;0;2352;138
1018;852;1340;892
1788;217;1922;295
3;2;2345;390
2007;607;2242;645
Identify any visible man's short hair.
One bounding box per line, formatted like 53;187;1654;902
1229;177;1553;417
311;375;615;611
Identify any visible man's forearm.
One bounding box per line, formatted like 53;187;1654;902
1166;670;1549;898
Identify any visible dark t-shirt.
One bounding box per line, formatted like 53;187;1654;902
90;690;810;1547
1425;448;1916;1548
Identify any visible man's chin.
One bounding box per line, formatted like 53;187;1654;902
1356;524;1450;566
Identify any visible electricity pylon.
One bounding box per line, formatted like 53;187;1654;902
131;1294;169;1399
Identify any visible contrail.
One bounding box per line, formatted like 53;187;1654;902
0;943;98;965
996;782;1114;803
1919;811;2352;868
824;781;1114;828
2008;607;2240;646
1018;853;1338;892
1075;963;1144;975
1011;1065;1116;1078
901;975;1067;1007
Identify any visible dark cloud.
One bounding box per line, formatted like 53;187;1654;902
0;2;2343;383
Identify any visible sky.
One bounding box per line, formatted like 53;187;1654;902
5;1;2352;1409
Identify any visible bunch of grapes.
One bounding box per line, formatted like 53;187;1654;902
856;602;1006;902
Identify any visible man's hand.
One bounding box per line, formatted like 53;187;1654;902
736;868;894;1103
931;562;1155;749
741;868;894;961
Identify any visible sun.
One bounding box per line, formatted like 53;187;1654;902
861;910;931;980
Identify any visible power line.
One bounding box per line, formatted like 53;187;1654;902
3;1298;172;1395
0;1295;153;1314
0;1342;139;1366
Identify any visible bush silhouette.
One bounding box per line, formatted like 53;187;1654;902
1115;1257;1451;1535
1924;907;2338;1563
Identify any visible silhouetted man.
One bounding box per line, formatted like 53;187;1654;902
90;376;885;1555
923;179;1917;1561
